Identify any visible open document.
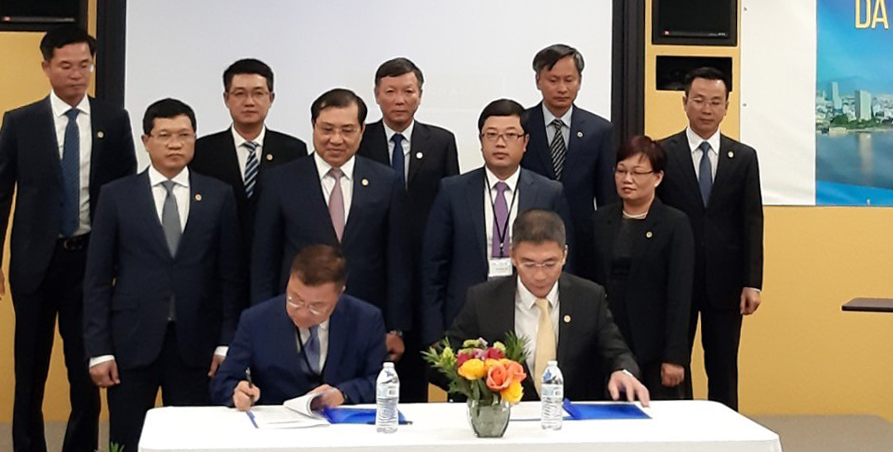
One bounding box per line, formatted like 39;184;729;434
247;392;328;429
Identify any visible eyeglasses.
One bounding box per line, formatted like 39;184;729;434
316;125;360;138
481;131;524;143
287;296;329;316
57;62;95;74
614;169;654;179
517;260;562;272
227;89;271;103
687;97;726;109
150;132;195;144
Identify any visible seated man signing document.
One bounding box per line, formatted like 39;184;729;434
212;245;387;410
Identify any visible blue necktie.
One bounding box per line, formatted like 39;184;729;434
304;325;320;375
391;133;405;189
698;141;713;207
60;108;80;237
243;141;259;198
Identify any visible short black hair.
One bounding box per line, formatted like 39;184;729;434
290;244;347;286
223;58;274;92
477;99;528;134
616;135;666;174
374;57;424;89
142;98;197;135
511;209;567;249
40;26;96;61
532;44;584;75
310;88;367;126
684;67;730;99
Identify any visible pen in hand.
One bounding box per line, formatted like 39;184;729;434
245;368;257;406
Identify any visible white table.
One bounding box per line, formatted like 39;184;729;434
139;400;782;452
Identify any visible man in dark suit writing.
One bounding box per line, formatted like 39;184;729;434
521;44;616;278
420;99;573;347
84;99;245;451
657;67;764;411
357;57;459;402
252;88;410;362
0;26;136;452
446;209;649;403
191;58;307;249
213;245;387;409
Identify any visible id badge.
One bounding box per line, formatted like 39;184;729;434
488;258;513;279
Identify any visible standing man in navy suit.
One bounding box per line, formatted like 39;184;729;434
191;58;307;251
0;26;136;452
252;88;411;363
84;99;245;451
420;99;573;346
657;67;764;411
521;44;616;279
213;245;387;409
357;57;459;402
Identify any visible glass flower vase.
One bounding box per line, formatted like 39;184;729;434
466;398;511;438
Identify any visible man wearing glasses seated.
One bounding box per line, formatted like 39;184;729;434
445;210;650;405
212;244;387;410
419;99;573;349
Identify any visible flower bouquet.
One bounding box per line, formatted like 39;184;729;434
423;333;528;437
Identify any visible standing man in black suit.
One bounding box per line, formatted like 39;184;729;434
84;99;244;451
252;88;411;363
191;58;307;248
357;57;459;402
445;209;648;403
0;26;136;452
521;44;616;279
657;67;764;411
421;99;573;348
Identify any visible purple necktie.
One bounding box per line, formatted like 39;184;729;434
491;181;509;258
328;168;345;241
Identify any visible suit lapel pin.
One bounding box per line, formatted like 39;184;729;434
728;151;734;158
194;193;202;202
97;131;104;139
362;178;369;187
416;152;423;159
646;231;653;239
577;131;583;138
563;315;571;323
266;154;273;161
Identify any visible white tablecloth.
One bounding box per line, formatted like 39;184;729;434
139;400;782;452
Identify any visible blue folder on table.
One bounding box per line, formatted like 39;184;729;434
562;399;650;420
322;407;410;425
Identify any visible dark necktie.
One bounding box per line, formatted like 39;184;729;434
549;118;567;180
61;108;80;237
698;141;713;207
304;325;320;374
492;181;509;258
391;133;405;189
244;141;259;198
160;181;182;257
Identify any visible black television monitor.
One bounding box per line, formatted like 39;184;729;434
0;0;87;31
653;0;737;47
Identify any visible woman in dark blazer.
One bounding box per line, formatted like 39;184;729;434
592;135;694;399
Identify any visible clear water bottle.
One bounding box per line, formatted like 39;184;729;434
375;362;400;433
541;360;564;430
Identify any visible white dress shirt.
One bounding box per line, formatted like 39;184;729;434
148;166;190;231
50;91;92;235
686;126;720;182
297;319;330;373
314;152;355;223
383;121;413;182
542;103;573;148
231;125;267;182
514;278;560;372
483;166;520;258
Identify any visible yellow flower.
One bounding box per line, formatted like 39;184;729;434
500;380;523;404
484;358;501;370
457;358;487;380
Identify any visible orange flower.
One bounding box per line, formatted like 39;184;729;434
457;358;486;380
486;363;511;391
503;359;527;383
500;380;523;404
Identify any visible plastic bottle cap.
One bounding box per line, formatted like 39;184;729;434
548;360;558;366
383;362;395;369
